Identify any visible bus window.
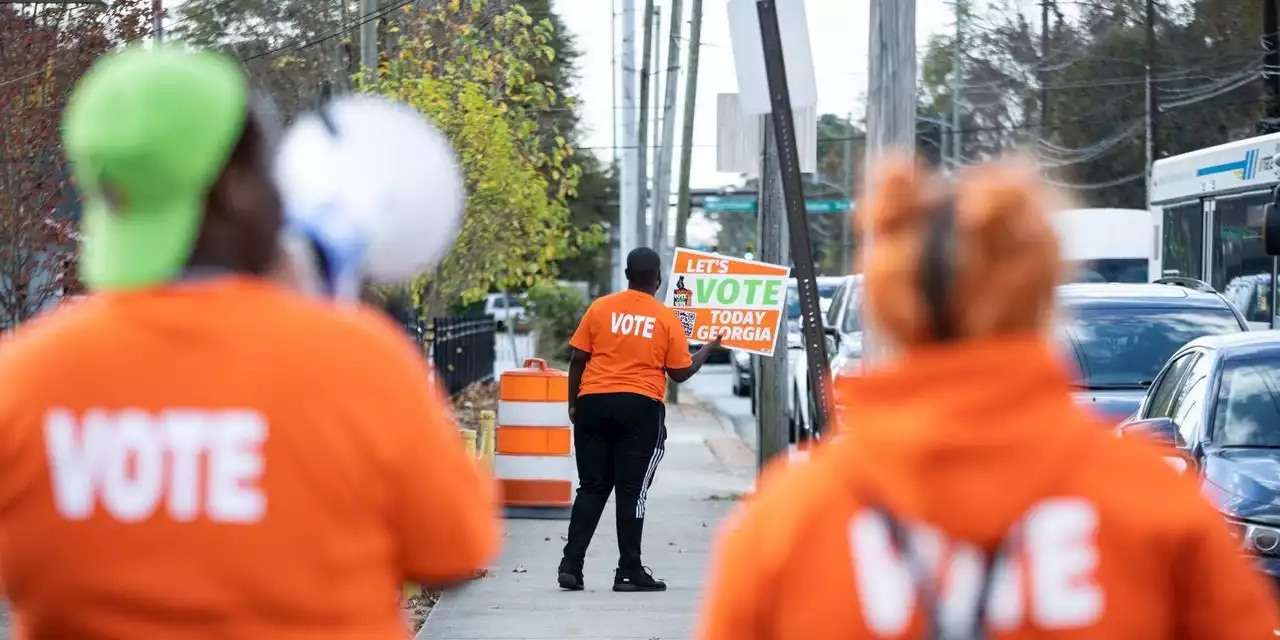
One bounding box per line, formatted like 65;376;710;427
1211;192;1271;292
1162;202;1204;280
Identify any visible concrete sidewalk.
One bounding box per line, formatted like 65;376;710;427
418;397;755;640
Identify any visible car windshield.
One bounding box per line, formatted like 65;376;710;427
1061;307;1241;388
786;283;839;319
1067;258;1149;284
785;286;801;319
1214;358;1280;448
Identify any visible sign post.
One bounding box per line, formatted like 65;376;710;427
748;0;832;438
664;248;790;356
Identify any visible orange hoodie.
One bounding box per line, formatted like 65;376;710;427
697;336;1279;639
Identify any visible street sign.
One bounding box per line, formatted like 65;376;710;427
702;196;757;213
664;247;791;357
726;0;817;116
700;197;852;214
804;199;852;214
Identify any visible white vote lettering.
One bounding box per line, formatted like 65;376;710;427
850;497;1103;635
610;312;655;338
44;408;268;524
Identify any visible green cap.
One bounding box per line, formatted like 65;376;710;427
63;44;248;292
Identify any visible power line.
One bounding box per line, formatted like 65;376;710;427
237;0;415;64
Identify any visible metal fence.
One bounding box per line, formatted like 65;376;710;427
425;315;497;396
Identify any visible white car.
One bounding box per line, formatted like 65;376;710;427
786;274;863;439
484;293;526;330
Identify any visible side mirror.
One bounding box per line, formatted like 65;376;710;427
1116;417;1179;447
823;324;841;343
1263;195;1280;256
822;326;840;357
1117;417;1199;474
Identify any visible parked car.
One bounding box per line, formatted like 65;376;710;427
732;278;828;399
1056;278;1249;424
815;276;844;315
788;274;863;439
730;349;751;397
1223;273;1278;330
484;292;526;331
1117;330;1280;588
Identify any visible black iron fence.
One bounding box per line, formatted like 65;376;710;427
425;315;497;396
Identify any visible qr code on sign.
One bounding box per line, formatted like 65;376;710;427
675;309;696;337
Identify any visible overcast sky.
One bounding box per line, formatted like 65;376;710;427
557;0;961;191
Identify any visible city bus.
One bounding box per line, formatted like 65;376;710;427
1053;208;1153;283
1149;132;1280;326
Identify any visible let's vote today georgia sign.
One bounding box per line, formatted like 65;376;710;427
663;247;791;357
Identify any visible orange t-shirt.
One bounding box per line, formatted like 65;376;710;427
0;277;499;640
569;289;693;402
697;337;1280;640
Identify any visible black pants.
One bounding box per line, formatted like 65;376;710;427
561;392;666;571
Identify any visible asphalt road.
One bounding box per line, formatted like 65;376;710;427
680;364;757;451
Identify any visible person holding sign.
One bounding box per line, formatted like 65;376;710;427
558;247;723;592
0;46;497;639
695;155;1279;639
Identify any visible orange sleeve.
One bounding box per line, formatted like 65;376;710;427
695;503;767;640
1173;503;1280;638
568;302;596;353
664;311;694;369
370;318;501;585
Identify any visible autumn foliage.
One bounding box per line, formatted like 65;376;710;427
0;1;151;326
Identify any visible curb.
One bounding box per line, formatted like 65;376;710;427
411;590;444;640
683;389;757;452
680;391;758;476
680;389;739;437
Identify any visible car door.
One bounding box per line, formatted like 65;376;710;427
1168;353;1215;447
1141;351;1200;420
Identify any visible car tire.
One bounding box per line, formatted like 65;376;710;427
732;376;749;397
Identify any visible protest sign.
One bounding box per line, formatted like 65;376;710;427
664;247;791;357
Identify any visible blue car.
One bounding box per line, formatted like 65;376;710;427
1119;331;1280;587
1057;279;1249;424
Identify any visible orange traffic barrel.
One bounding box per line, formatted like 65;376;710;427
496;358;574;519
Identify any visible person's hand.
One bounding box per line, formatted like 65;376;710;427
709;332;726;348
568;404;577;425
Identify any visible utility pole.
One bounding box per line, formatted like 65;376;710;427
635;0;656;249
360;0;379;74
1144;0;1158;181
611;0;619;169
1266;0;1280;121
755;114;789;465
1039;0;1050;140
652;0;684;271
950;0;963;167
152;0;163;42
865;0;917;365
841;127;853;271
669;0;703;405
618;0;638;293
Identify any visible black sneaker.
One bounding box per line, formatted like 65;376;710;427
613;566;666;592
557;562;584;591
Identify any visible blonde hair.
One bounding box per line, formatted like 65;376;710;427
856;153;1068;349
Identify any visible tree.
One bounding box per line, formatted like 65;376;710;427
176;0;613;299
0;1;152;326
171;0;357;118
920;0;1268;207
556;155;617;295
366;0;592;315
